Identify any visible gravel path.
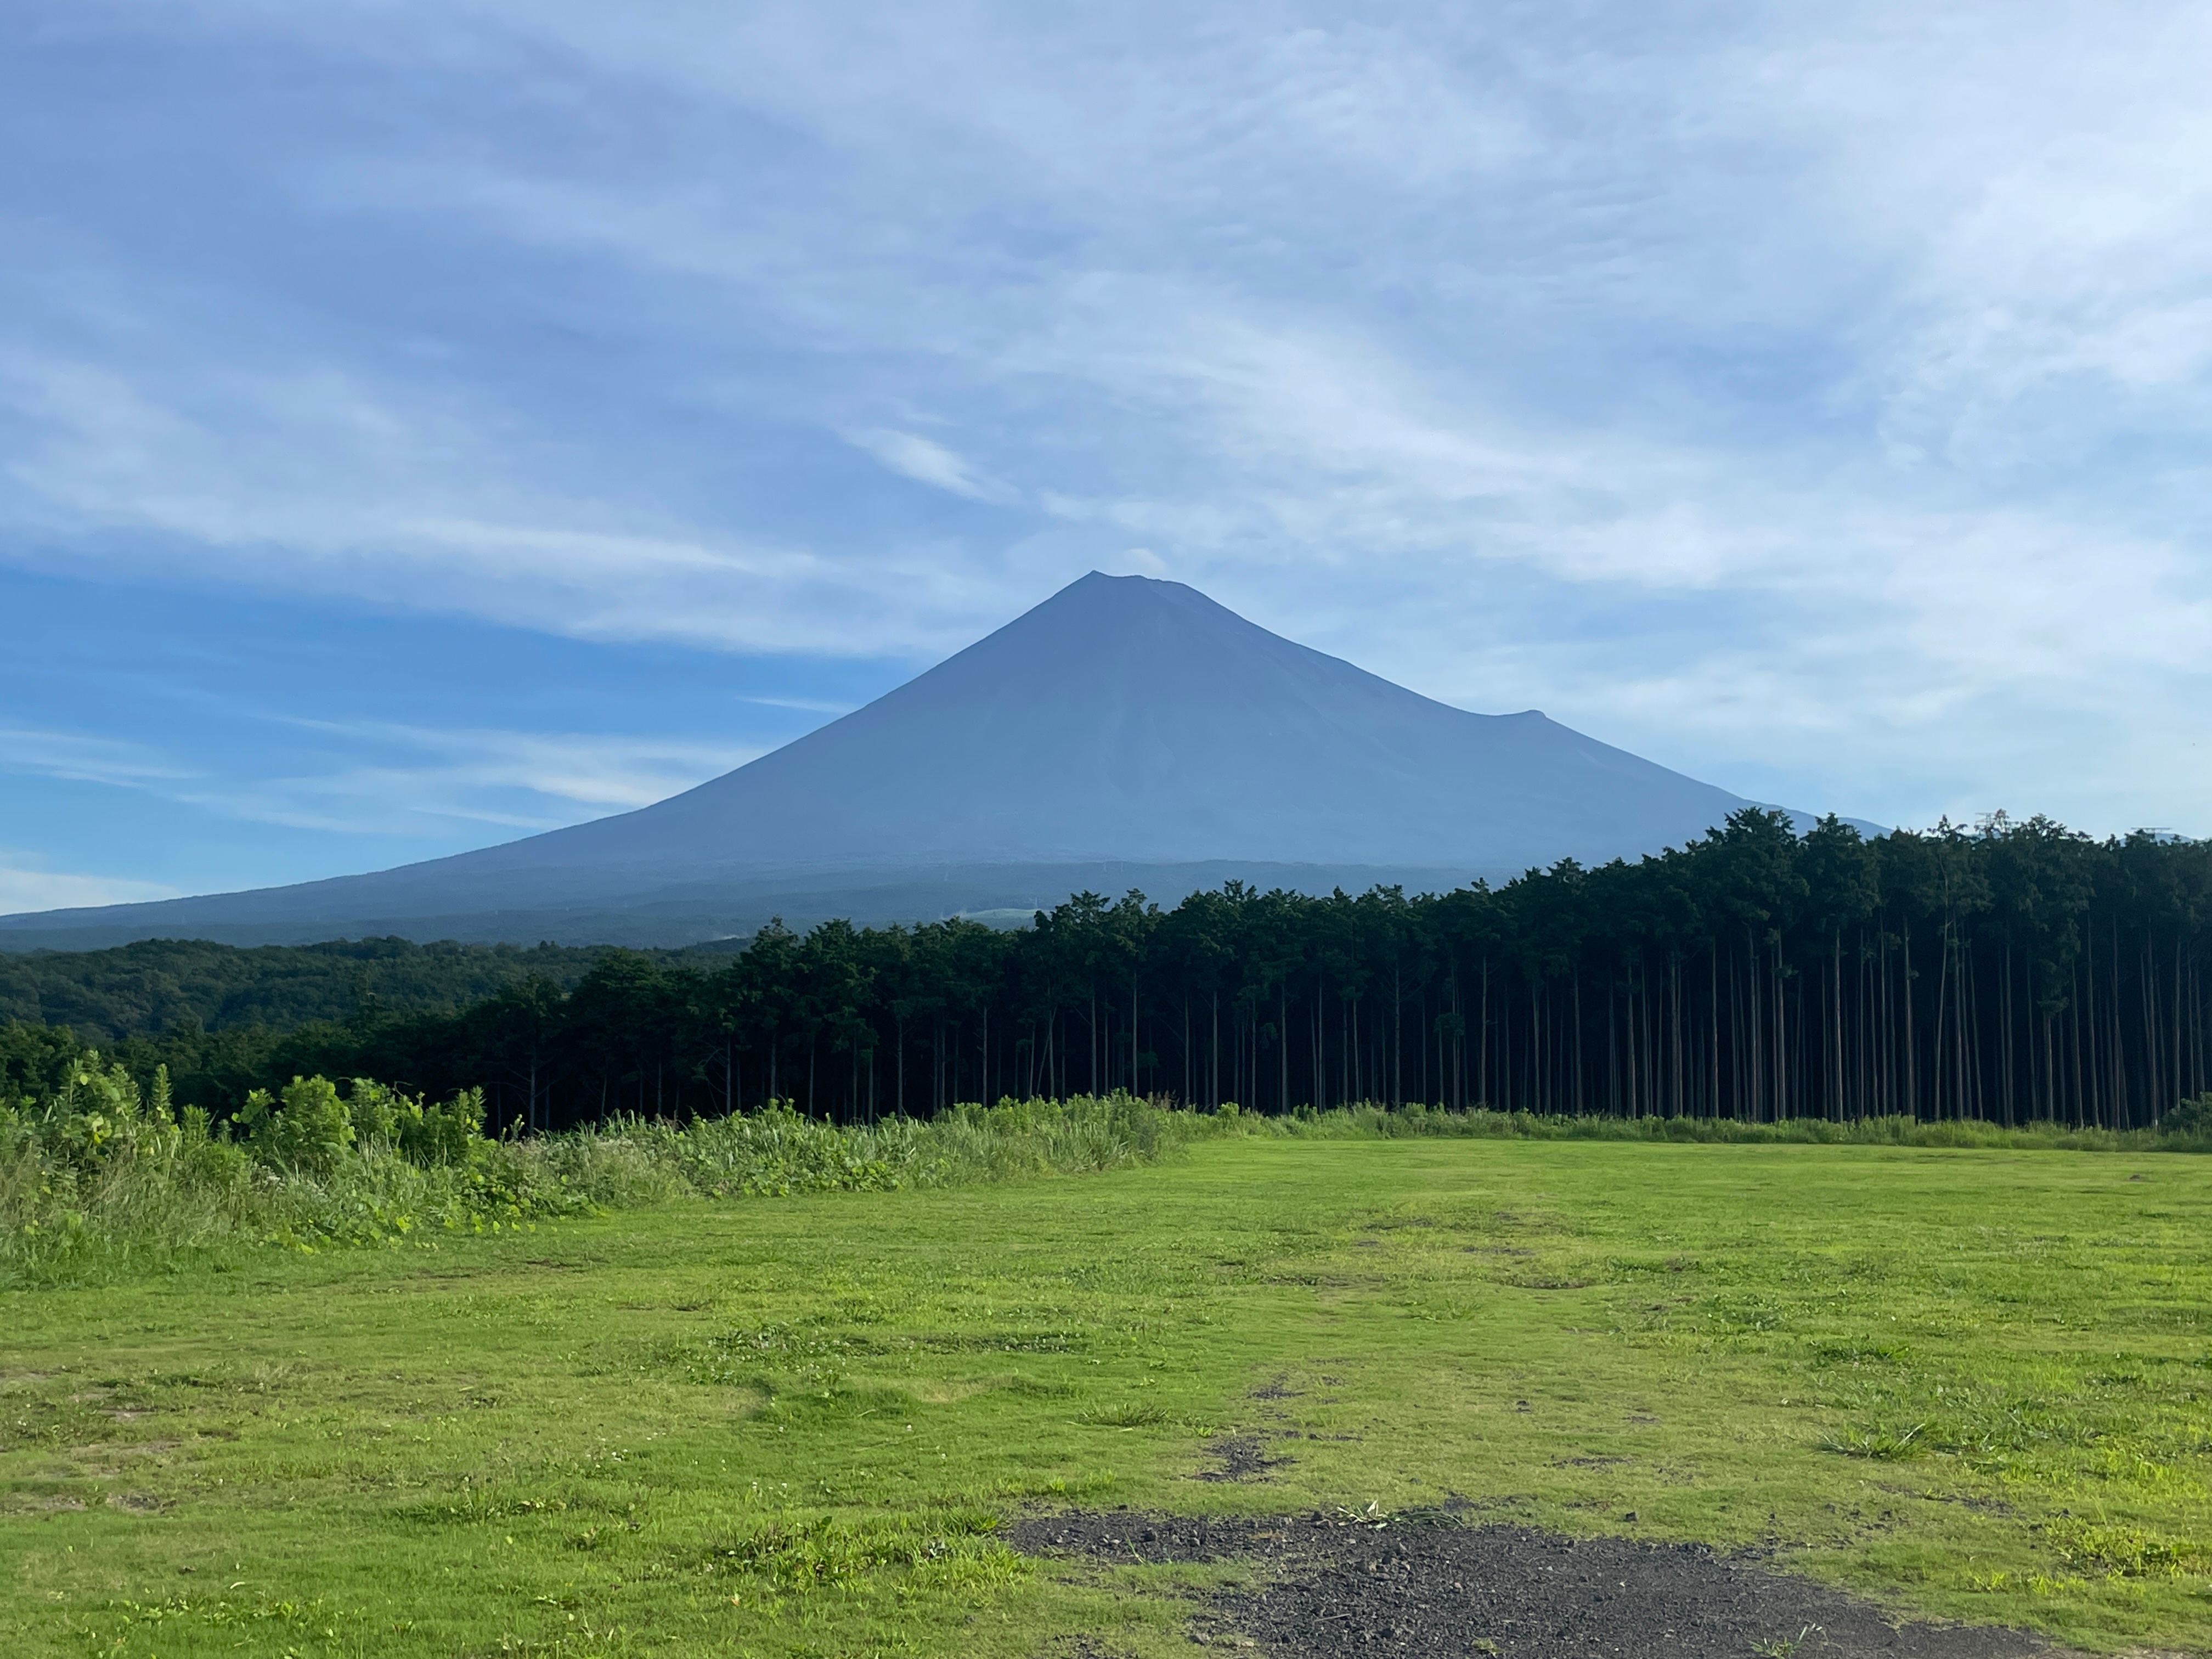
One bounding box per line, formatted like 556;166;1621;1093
1009;1510;2087;1658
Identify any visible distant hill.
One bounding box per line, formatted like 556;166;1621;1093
0;573;1846;950
0;936;665;1043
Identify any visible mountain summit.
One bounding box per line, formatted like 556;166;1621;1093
1;574;1776;948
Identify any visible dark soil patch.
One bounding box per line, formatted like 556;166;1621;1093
1190;1434;1290;1482
1009;1511;2081;1657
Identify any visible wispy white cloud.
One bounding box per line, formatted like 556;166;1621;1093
844;428;1015;504
0;724;195;789
233;723;765;836
0;712;757;841
740;693;855;715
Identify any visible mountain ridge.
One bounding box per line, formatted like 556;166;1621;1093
1;573;1858;949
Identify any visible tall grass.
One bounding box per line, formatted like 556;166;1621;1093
8;1057;2205;1289
0;1060;1220;1286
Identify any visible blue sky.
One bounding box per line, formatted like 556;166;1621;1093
4;1;2211;911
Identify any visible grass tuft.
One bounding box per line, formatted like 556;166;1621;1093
1820;1422;1929;1459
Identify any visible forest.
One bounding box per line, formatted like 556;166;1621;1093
0;933;713;1040
5;810;2209;1133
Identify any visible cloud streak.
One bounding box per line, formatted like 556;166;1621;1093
234;722;767;836
0;713;758;842
0;723;198;790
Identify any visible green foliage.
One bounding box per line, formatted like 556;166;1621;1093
225;1076;491;1178
0;934;671;1042
343;1075;403;1143
2164;1091;2212;1139
236;1075;356;1172
402;1082;487;1167
0;1051;548;1282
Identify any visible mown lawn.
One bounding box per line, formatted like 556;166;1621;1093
4;1138;2209;1657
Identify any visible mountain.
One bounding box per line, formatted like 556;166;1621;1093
0;573;1829;949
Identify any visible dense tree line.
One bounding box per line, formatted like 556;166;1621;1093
6;811;2209;1133
0;935;730;1042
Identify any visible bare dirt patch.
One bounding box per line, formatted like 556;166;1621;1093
1190;1435;1290;1483
1009;1511;2083;1657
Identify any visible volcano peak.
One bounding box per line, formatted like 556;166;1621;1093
1;574;1764;947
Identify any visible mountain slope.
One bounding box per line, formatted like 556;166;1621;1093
1;573;1783;947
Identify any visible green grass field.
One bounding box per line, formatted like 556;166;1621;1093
5;1137;2209;1657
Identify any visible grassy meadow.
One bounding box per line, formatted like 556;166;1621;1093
5;1132;2211;1657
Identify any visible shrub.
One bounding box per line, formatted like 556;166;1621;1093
346;1077;405;1145
400;1085;487;1168
2164;1093;2212;1139
235;1076;356;1173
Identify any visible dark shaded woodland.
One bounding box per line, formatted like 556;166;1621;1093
0;935;653;1041
7;812;2209;1132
